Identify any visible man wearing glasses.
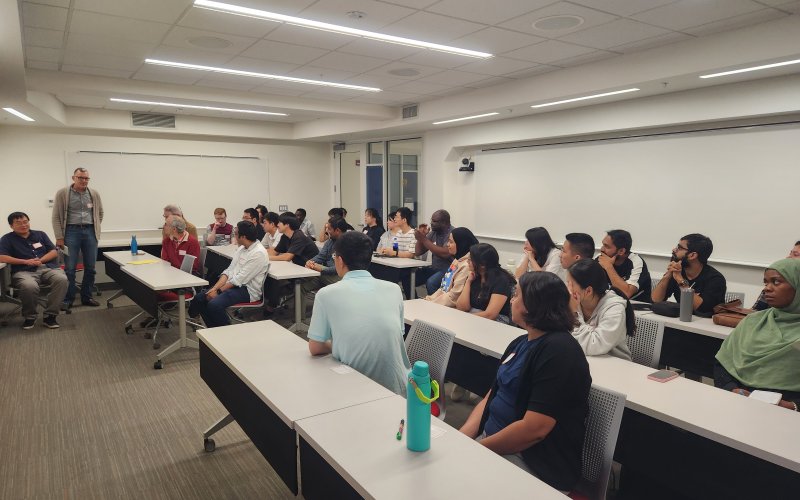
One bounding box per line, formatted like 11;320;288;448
52;167;104;310
652;233;727;314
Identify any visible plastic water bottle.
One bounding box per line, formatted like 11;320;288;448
392;236;399;254
407;361;432;452
506;258;516;273
130;234;138;255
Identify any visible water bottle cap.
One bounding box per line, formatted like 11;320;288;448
411;360;429;376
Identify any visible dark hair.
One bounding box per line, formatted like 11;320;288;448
328;216;349;233
525;227;557;268
365;208;380;220
470;243;516;301
341;207;348;216
295;208;307;218
7;212;29;225
255;204;268;220
328;207;345;218
567;259;635;337
796;241;800;246
518;272;577;332
606;229;632;255
565;233;595;259
264;211;280;225
237;221;257;241
334;231;372;271
386;210;397;222
244;208;259;221
395;207;412;223
279;212;300;230
682;233;713;264
450;227;479;260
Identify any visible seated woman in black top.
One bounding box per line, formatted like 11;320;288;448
456;243;516;323
460;272;592;492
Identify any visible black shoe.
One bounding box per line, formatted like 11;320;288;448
81;298;101;307
43;315;60;329
61;301;73;311
22;318;36;330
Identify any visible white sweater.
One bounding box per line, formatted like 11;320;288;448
520;247;566;281
572;291;632;361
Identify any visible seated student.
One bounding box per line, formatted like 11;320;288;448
318;208;351;242
515;227;565;281
559;233;595;281
378;207;415;257
295;208;316;240
459;272;591;492
0;212;69;329
375;211;398;253
362;208;384;251
205;208;234;246
307;232;412;396
457;243;516;324
566;259;634;361
189;221;268;328
242;208;266;241
425;227;479;308
270;212;319;265
597;229;652;302
302;216;349;294
261;211;283;251
162;204;198;239
255;204;268;224
753;240;800;310
652;233;726;315
714;258;800;412
161;216;201;275
414;209;454;295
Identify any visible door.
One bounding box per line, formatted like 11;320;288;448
339;151;362;228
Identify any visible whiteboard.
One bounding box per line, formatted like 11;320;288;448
470;124;800;265
66;152;269;236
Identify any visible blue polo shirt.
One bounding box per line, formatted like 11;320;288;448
0;230;59;274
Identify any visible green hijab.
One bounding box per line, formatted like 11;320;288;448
716;258;800;392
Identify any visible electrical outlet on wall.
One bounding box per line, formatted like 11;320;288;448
47;199;54;208
279;205;288;211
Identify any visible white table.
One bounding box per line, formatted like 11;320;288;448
122;262;207;368
295;395;565;500
371;255;431;299
638;310;732;340
102;250;167;307
198;321;395;494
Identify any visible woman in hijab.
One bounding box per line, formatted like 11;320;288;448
714;258;800;412
425;227;479;308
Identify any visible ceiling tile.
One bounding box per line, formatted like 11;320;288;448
387;80;452;94
26;60;60;71
264;24;355;50
288;66;358;83
24;27;64;49
773;1;800;13
69;10;172;43
499;1;618;38
464;76;515;88
22;2;68;31
426;0;556;25
337;38;421;59
609;31;692;53
297;92;350;102
416;69;490;86
308;51;391;73
558;18;671;50
66;33;157;60
682;8;787;37
61;64;134;79
178;7;280;38
503;40;596;64
340;73;405;89
24;46;61;63
502;65;559;79
63;50;144;72
240;39;329;65
455;27;545;54
73;0;191;24
382;11;484;43
250;85;307;97
454;56;537;76
631;0;765;31
300;86;372;98
225;56;300;75
193;78;258;92
148;45;236;66
568;0;678;17
351;90;419;104
217;0;318;16
552;49;617;68
401;51;478;69
27;0;70;7
162;26;259;55
132;65;202;85
364;61;443;80
297;0;416;30
378;0;437;8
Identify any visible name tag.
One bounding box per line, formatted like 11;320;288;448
179;250;187;256
32;242;43;249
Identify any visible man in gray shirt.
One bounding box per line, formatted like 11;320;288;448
414;209;453;295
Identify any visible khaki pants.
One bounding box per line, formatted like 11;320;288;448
301;273;341;296
12;267;69;319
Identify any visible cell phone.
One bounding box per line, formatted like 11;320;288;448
647;370;679;383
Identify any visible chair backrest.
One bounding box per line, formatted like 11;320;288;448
179;254;197;274
628;315;664;368
575;385;626;500
405;319;455;418
199;248;208;277
725;291;745;304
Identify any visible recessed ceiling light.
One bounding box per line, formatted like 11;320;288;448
531;88;640;108
433;112;499;125
187;36;233;49
144;59;381;92
193;0;492;59
699;58;800;79
532;15;583;31
2;107;35;121
388;68;420;77
109;98;288;116
346;10;366;19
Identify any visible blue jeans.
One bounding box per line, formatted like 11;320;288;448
189;286;250;328
64;225;98;304
415;267;447;295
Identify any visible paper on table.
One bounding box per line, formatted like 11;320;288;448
749;390;782;405
127;259;161;265
330;365;354;374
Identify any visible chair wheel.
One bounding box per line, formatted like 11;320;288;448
125;325;134;335
164;319;171;328
154;360;163;369
153;343;160;350
204;438;216;452
143;332;152;339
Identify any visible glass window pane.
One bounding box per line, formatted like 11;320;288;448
387;138;421;227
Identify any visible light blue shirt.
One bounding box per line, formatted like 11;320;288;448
308;270;411;396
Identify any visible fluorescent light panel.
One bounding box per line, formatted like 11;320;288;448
433;112;499;125
699;58;800;79
532;88;640;108
194;0;492;59
109;98;288;116
145;59;381;92
3;107;35;121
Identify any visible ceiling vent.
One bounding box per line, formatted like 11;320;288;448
402;104;418;119
131;112;175;129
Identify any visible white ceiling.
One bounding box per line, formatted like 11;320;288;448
6;0;800;134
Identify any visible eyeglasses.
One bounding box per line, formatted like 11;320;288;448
674;244;689;252
74;176;90;181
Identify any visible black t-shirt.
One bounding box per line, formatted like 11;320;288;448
362;225;384;251
469;271;513;317
665;263;727;314
278;230;318;266
613;253;652;302
481;331;591;491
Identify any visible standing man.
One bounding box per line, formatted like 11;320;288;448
597;229;652;301
414;209;453;295
52;167;103;309
1;212;69;329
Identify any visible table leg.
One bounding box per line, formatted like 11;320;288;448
155;291;199;368
288;279;309;333
409;269;417;299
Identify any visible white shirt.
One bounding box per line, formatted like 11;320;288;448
223;241;269;301
520;247;566;281
299;219;316;240
572;290;632;361
394;227;416;254
261;230;283;250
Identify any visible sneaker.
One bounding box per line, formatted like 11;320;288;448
22;318;36;330
43;315;60;329
60;301;72;311
81;298;101;307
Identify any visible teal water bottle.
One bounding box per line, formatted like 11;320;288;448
131;235;138;255
407;361;439;452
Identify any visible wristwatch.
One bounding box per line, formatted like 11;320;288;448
678;279;689;287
